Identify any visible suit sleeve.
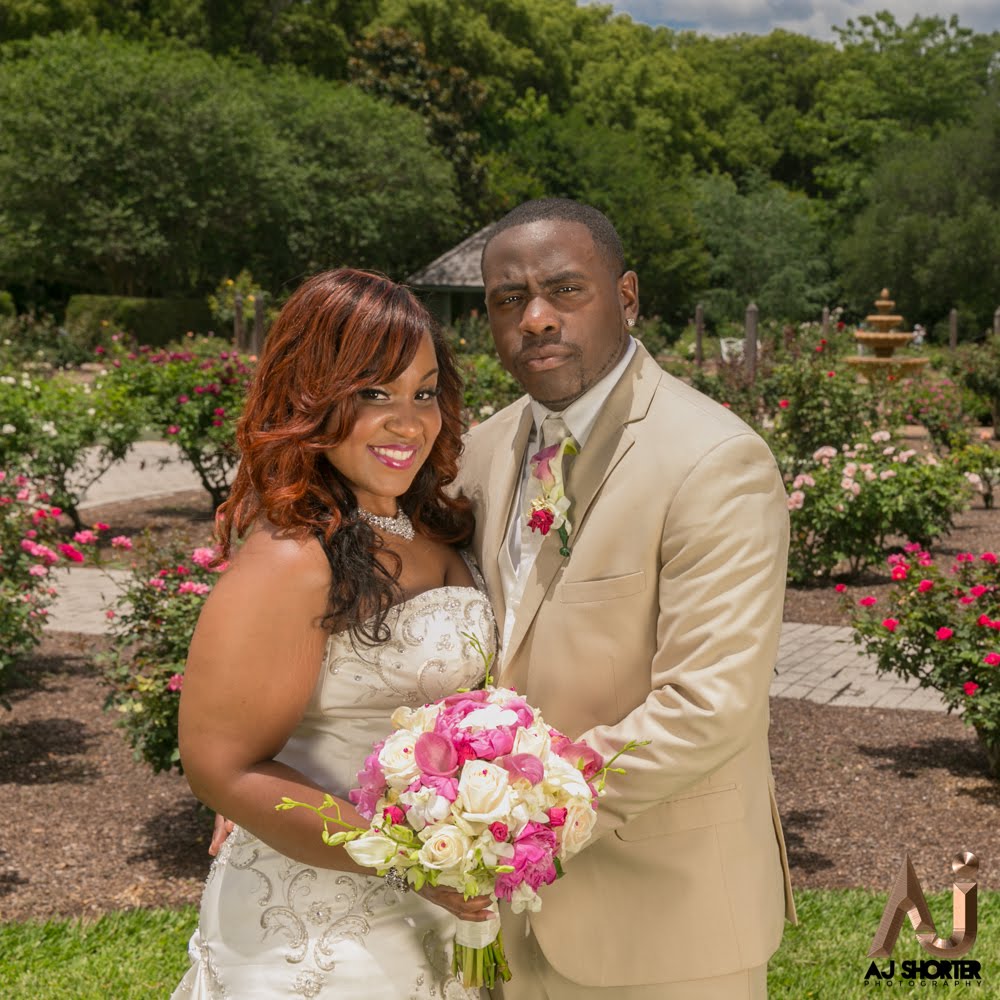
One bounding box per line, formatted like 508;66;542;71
576;431;789;842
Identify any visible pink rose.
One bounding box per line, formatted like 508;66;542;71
917;580;934;593
57;543;84;564
859;596;877;607
882;618;899;632
382;805;405;825
548;807;568;827
981;553;997;563
984;653;1000;667
935;628;953;641
964;682;980;696
167;673;184;692
489;822;509;842
835;583;847;593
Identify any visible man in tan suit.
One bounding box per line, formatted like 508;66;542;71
457;198;795;999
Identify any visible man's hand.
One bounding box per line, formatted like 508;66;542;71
209;814;234;856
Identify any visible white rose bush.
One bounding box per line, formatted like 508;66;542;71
278;634;648;989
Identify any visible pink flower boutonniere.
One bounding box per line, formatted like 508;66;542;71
526;436;578;557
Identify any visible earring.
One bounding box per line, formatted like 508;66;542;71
626;318;635;328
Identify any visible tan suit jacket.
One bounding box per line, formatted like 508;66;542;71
457;345;795;988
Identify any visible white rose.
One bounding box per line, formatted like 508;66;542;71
542;756;591;799
417;824;471;872
558;798;597;858
345;833;396;869
512;723;550;760
378;731;420;787
456;760;512;824
390;703;441;732
398;785;452;832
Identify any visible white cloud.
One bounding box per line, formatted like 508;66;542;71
600;0;1000;40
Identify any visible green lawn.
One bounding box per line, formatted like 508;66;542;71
2;891;997;998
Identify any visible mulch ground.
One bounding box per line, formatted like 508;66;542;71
1;489;999;922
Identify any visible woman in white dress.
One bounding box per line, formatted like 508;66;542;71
172;269;496;999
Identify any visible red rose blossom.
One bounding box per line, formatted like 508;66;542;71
527;509;555;535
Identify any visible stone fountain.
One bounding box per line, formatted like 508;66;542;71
844;288;929;378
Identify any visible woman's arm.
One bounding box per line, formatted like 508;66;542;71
178;525;371;873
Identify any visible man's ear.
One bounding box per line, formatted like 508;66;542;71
620;270;639;323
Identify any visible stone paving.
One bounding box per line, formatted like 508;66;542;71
42;447;950;711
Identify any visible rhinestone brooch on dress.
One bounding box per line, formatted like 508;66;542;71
358;507;415;541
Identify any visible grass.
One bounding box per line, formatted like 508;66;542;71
770;888;1000;998
0;907;197;998
1;890;998;997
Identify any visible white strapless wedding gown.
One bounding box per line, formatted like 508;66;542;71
172;580;496;999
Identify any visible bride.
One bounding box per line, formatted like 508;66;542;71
172;269;496;999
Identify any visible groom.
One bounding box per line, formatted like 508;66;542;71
457;198;795;999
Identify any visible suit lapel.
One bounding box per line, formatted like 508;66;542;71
501;345;662;673
480;401;533;630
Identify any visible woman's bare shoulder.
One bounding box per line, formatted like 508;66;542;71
225;520;331;589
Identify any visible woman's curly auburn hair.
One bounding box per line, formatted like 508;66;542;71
216;268;473;644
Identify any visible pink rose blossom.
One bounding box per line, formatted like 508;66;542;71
964;682;980;696
73;529;99;545
111;535;133;550
935;628;953;640
882;618;899;632
970;585;988;597
28;564;47;577
148;577;166;590
93;522;110;531
489;822;510;841
891;565;908;580
778;399;789;409
382;805;405;825
178;581;211;596
167;673;184;692
835;583;847;593
859;596;878;607
787;490;805;510
918;580;934;593
105;610;116;620
547;807;568;828
983;653;1000;666
191;547;218;569
57;543;84;563
978;614;993;626
981;553;997;563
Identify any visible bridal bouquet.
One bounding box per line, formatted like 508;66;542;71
278;635;647;988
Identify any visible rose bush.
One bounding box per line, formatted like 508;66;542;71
101;338;255;508
952;443;1000;510
0;367;144;529
0;472;80;694
850;548;1000;776
893;374;974;452
783;430;970;582
460;354;522;429
101;536;226;773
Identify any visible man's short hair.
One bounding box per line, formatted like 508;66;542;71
481;198;625;276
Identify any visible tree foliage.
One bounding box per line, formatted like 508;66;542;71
837;89;1000;336
0;32;459;298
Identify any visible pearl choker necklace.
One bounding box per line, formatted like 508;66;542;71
358;507;414;541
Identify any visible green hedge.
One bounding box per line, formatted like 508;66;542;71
65;295;215;348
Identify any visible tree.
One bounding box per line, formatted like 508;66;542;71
692;172;831;324
0;32;460;299
837;91;1000;337
493;108;707;324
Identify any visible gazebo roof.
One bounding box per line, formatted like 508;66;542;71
407;223;496;291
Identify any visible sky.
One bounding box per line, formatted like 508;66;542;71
604;1;1000;40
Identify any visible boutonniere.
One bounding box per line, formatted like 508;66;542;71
526;436;579;557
